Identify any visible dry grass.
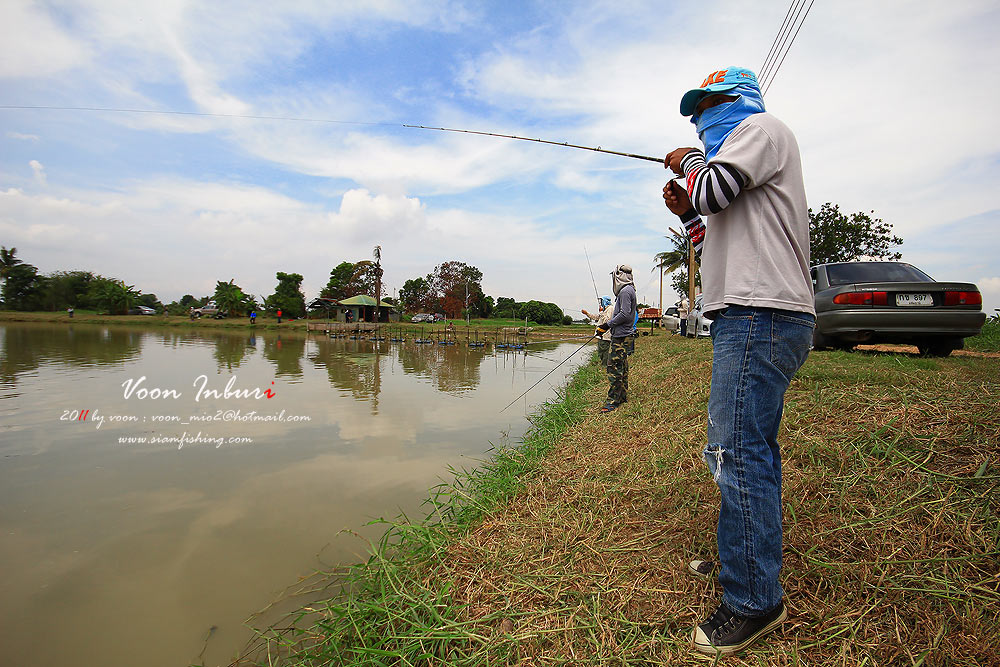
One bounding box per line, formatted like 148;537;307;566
245;335;999;666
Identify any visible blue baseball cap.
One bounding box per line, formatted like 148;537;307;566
680;67;759;117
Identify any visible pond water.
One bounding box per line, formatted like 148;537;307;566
0;322;590;667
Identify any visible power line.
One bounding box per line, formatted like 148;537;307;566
757;0;816;95
761;0;816;96
759;0;802;86
759;0;808;90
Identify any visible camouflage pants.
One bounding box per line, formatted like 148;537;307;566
597;339;611;367
625;333;636;356
606;337;629;406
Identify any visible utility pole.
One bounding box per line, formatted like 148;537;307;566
658;262;663;320
373;245;382;323
688;238;697;307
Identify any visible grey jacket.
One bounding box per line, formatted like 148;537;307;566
604;285;636;338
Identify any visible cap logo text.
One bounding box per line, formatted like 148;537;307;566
700;69;729;87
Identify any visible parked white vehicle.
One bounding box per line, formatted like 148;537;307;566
686;296;711;338
660;306;681;332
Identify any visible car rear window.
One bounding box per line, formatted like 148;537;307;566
826;262;934;285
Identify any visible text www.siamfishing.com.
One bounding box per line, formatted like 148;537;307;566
118;432;253;448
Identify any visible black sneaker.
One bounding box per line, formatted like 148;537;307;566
687;559;716;578
600;403;619;413
692;600;787;656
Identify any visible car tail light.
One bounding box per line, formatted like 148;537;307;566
944;291;982;306
833;291;887;306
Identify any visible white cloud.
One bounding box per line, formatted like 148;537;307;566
0;0;89;77
29;160;47;185
977;277;1000;317
7;132;40;141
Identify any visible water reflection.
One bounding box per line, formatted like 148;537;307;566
262;334;306;379
0;324;143;388
0;323;589;667
209;332;258;371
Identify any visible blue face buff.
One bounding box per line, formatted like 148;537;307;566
692;83;766;160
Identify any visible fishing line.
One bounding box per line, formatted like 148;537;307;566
499;334;596;413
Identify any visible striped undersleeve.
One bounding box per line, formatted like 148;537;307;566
680;149;747;216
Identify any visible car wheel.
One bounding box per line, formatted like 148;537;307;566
917;337;963;357
812;330;830;350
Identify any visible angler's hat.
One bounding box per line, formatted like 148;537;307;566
680;67;759;117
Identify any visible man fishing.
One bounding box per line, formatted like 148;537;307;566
596;265;636;413
661;67;815;655
581;295;614;366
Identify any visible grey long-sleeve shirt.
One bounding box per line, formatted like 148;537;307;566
604;285;636;338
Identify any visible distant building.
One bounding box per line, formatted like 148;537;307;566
335;295;398;323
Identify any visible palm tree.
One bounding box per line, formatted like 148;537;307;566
213;279;246;316
0;246;24;281
653;231;690;274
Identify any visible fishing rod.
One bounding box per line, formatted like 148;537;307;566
402;124;663;163
500;334;596;413
520;336;596;346
584;245;600;303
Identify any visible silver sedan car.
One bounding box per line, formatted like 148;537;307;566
811;261;986;356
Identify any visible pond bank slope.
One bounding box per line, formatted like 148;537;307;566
241;334;999;666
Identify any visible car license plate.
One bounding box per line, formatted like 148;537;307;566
896;293;933;306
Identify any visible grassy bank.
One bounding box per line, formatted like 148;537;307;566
238;334;999;665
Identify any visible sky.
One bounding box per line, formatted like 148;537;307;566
1;0;999;316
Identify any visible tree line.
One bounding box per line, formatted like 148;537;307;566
3;203;898;318
0;248;311;318
0;250;573;324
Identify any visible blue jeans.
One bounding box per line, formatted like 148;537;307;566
705;306;814;616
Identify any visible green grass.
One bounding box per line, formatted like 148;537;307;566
208;334;999;665
965;318;1000;352
234;357;607;666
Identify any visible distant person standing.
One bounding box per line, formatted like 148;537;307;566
250;310;257;325
662;66;814;655
67;306;74;318
596;265;636;413
276;309;282;324
678;297;690;336
582;295;614;366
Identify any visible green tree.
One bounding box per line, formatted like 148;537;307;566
1;263;45;310
494;297;516;318
654;231;691;274
515;300;564;325
39;270;95;311
671;269;701;300
809;203;903;265
350;260;380;296
88;276;140;315
321;261;358;300
473;293;494;319
213;279;249;316
268;272;306;318
399;276;432;313
0;246;25;283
